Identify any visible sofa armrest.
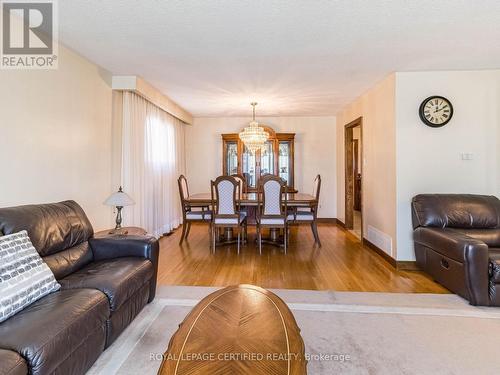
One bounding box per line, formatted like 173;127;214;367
89;235;160;302
89;235;159;261
414;227;489;305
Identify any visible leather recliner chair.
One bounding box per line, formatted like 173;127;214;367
412;194;500;306
0;201;159;375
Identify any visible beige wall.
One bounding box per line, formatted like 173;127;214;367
395;70;500;260
336;74;397;257
186;116;337;218
337;70;500;262
0;44;114;230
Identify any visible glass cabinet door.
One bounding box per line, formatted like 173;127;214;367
222;129;294;191
260;141;274;176
242;145;257;188
278;141;291;184
225;142;238;175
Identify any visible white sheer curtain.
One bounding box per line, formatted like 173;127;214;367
121;92;185;237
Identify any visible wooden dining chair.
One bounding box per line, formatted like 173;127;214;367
178;175;211;244
256;175;288;254
230;173;247;194
210;176;247;254
287;174;321;246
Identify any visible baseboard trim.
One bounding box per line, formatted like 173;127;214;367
363;239;397;268
334;218;346;228
363;239;420;271
396;261;420;271
317;218;338;224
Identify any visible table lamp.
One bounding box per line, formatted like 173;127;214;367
104;186;135;234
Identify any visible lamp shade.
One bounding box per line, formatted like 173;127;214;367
104;187;135;207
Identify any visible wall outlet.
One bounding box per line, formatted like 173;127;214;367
460;153;474;160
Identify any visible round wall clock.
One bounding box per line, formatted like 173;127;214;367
419;96;453;127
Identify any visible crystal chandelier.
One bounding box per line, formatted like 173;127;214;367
239;102;269;154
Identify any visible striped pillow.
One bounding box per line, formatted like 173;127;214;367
0;230;61;323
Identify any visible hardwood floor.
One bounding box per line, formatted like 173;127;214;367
157;222;449;293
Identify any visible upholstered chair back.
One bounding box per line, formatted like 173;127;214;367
259;175;287;217
178;175;189;202
211;176;240;216
264;180;282;215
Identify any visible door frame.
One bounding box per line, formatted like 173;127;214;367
344;117;363;241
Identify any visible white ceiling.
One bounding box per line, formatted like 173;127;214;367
59;0;500;117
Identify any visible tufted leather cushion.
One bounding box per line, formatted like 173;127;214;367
0;289;108;375
411;194;500;229
0;201;94;256
59;257;154;311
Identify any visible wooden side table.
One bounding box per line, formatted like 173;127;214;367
94;226;148;238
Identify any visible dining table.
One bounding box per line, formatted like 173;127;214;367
186;192;317;207
186;192;317;245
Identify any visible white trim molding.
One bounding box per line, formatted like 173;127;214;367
112;76;193;125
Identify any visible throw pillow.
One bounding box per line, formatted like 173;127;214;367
0;230;61;323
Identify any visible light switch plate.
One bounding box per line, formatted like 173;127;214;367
460;153;474;160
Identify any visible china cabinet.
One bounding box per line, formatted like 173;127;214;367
222;126;295;192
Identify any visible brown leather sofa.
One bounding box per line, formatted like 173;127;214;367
412;194;500;306
0;201;159;375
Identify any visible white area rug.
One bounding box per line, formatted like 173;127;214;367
88;286;500;375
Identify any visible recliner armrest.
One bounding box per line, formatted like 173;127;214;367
414;227;489;305
89;235;159;262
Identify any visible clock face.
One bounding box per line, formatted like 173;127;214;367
419;96;453;127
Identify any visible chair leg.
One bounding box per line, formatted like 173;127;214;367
237;228;241;255
258;225;262;255
179;222;187;244
311;221;321;247
209;223;212;251
212;224;216;253
185;222;192;239
244;221;248;243
208;223;212;250
284;226;287;254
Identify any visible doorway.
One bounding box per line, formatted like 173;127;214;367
344;117;363;240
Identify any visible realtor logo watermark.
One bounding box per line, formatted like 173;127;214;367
1;0;58;69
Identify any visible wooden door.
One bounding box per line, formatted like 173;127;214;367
353;139;362;211
344;118;363;237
